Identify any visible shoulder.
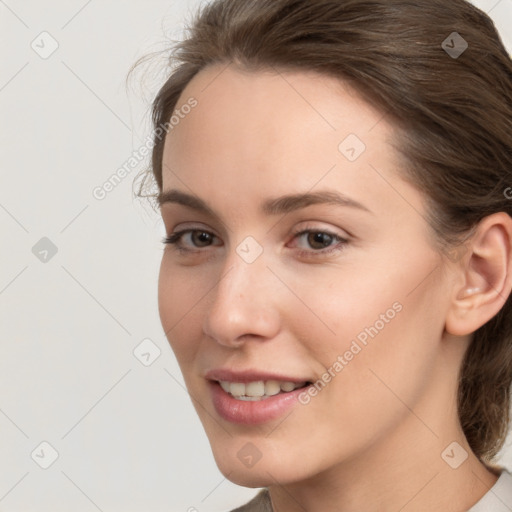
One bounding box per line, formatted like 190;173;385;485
228;489;272;512
468;467;512;512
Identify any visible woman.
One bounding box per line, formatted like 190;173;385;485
136;0;512;510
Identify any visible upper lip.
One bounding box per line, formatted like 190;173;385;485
205;368;311;384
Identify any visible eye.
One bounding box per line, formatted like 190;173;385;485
290;228;349;257
161;227;349;258
162;229;221;251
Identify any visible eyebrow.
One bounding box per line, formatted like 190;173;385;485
157;189;372;217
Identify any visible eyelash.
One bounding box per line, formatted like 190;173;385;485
161;227;349;258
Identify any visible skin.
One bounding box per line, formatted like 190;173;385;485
157;63;512;512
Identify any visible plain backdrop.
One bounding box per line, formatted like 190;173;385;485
1;1;512;511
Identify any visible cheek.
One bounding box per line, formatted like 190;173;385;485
294;244;444;350
285;251;445;416
275;258;408;355
157;255;207;365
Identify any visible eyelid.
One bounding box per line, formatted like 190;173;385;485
164;228;222;248
165;221;348;242
166;220;220;234
288;227;349;257
290;221;350;239
163;222;350;257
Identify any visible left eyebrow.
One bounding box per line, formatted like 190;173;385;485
157;189;373;216
261;190;373;216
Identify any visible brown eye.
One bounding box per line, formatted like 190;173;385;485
162;229;221;250
191;231;214;247
290;228;349;258
307;232;335;250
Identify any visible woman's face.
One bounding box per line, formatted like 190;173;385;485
158;64;459;486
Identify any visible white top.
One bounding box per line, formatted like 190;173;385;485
468;469;512;511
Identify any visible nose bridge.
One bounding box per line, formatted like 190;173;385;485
203;240;280;345
213;231;273;301
226;236;266;295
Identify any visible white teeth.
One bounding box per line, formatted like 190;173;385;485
280;382;296;392
218;380;306;400
264;380;281;396
229;382;246;397
245;381;265;397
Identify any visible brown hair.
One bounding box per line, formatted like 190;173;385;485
135;0;512;463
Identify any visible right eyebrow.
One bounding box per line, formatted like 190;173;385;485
158;189;217;215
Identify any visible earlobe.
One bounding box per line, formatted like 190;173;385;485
445;212;512;337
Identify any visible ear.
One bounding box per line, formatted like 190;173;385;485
445;212;512;336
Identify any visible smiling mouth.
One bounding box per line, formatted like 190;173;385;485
216;379;312;401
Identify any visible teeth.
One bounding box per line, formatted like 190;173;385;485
246;381;265;397
218;380;306;400
280;382;295;392
265;380;281;396
230;382;245;396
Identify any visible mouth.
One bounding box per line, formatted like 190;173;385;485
216;379;312;401
205;369;315;424
207;374;314;424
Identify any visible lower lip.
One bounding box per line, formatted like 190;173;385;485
209;381;308;425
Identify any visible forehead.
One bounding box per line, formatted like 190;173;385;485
162;63;396;185
167;63;388;142
159;64;430;243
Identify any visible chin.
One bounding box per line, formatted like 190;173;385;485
222;467;273;488
212;446;316;488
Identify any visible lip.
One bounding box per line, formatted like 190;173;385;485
205;368;312;425
208;381;310;425
205;368;309;384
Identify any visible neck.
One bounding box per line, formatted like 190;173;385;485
268;424;498;512
267;351;500;512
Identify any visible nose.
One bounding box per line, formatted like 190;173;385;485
202;248;281;348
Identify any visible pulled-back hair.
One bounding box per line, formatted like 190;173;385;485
136;0;512;463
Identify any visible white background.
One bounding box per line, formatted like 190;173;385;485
1;1;512;510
